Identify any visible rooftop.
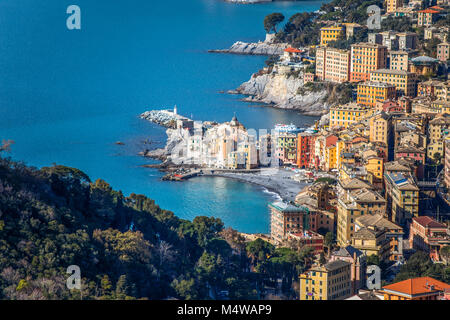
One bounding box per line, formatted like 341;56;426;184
413;216;447;229
382;277;450;297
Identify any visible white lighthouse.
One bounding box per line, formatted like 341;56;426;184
173;105;178;116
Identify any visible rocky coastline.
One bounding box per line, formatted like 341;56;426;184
234;70;329;116
209;40;289;56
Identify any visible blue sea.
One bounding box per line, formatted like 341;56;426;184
0;0;325;233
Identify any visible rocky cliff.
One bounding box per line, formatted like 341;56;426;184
235;71;329;116
209;40;289;56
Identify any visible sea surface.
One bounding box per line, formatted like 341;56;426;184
0;0;325;233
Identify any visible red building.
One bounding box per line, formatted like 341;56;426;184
297;133;316;168
409;216;450;262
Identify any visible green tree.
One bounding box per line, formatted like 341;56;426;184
264;13;285;34
324;232;334;259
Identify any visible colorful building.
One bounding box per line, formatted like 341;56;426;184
297;133;316;168
437;42;449;62
357;81;396;107
315;46;351;83
269;201;310;244
386;0;403;14
417;9;440;27
330;246;366;295
320;25;345;46
350;43;388;82
329;103;374;129
370;69;417;97
409;216;450;262
299;260;352;300
384;171;419;226
337;188;386;246
389;50;409;71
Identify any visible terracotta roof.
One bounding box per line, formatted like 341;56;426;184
429;6;444;11
413;216;447;229
382;277;450;297
284;47;302;53
418;9;440;14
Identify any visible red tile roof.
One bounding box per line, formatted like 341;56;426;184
284;47;302;53
429;6;444;11
383;277;450;297
418;9;440;14
413;216;447;229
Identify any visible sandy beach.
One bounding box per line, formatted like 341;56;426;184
201;168;309;202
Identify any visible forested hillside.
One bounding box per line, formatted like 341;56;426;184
0;156;313;300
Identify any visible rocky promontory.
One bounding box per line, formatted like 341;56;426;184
209;40;289;56
234;71;329;116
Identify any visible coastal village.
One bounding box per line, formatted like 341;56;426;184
139;1;450;300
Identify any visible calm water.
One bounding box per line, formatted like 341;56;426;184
0;0;325;233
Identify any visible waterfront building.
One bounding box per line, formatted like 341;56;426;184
329;103;374;129
355;214;404;262
409;216;450;262
330;246;366;295
384;171;419;226
269;202;311;244
370;69;417;97
389;50;409;71
296;132;316;168
382;277;450;300
437;42;450;62
350;43;388;82
299;260;352;300
337;188;386;246
276;132;297;166
357;81;396;107
315;46;351;83
320;25;345;46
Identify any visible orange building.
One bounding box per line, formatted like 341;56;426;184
357;81;396;107
350;43;387;82
350;42;387;81
382;277;450;300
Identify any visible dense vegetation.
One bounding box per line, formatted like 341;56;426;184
0;155;314;300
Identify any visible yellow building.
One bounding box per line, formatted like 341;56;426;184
299;260;352;300
351;226;390;262
337;188;387;246
427;114;450;161
384;172;419;226
370;69;417;97
369;112;392;145
365;156;384;180
357;81;396;107
386;0;403;14
325;144;337;171
320;25;345;46
329;103;374;129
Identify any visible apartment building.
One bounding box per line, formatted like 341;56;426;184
370;69;417;97
320;25;345;46
337;188;386;246
384;171;419;226
389;50;409;71
315;46;351;83
350;43;387;82
299;260;352;300
357;81;396;107
329;103;374;129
